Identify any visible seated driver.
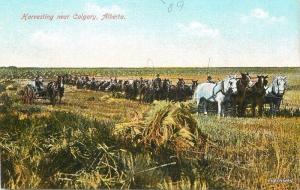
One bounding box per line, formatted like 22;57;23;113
35;75;44;92
207;75;215;83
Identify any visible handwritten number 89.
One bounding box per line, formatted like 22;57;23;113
177;1;184;10
167;0;184;13
168;3;173;12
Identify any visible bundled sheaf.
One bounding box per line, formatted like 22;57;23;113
114;101;206;156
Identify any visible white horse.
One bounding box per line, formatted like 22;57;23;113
193;76;238;116
265;76;287;115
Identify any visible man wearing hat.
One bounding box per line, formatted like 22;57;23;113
154;74;162;88
35;75;44;92
207;75;214;83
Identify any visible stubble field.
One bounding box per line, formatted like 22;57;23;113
0;67;299;189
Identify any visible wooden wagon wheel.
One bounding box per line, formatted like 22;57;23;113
22;85;35;104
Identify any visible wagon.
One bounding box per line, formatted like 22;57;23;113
21;84;60;106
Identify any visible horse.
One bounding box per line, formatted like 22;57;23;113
76;77;85;89
244;75;268;117
124;80;139;100
168;83;177;101
56;76;65;104
264;76;287;116
99;80;111;91
141;81;155;103
183;83;194;101
191;80;198;92
106;79;123;96
47;82;59;106
153;78;162;101
176;78;186;101
231;72;252;117
193;76;239;117
161;79;170;100
138;79;149;102
46;76;64;106
89;78;98;90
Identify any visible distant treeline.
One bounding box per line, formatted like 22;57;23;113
0;67;299;79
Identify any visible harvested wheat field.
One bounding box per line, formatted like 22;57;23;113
0;67;299;189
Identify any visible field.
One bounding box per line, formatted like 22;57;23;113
0;67;300;189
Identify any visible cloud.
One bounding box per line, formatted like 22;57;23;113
241;8;285;23
177;21;220;38
251;8;269;19
84;2;124;16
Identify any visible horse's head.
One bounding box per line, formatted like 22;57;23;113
241;72;252;87
273;76;287;96
191;80;198;91
256;75;268;88
57;76;64;88
162;79;170;88
133;80;139;89
224;75;238;94
123;80;129;86
177;78;185;89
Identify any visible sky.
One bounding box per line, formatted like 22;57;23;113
0;0;299;67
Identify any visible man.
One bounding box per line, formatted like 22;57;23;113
35;75;44;92
153;74;162;89
91;77;96;90
207;75;214;83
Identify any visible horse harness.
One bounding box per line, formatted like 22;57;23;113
267;79;285;100
207;81;226;101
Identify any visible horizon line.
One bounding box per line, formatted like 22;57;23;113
1;66;300;69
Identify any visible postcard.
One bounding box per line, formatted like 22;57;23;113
0;0;299;189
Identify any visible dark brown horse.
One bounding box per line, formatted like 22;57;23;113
245;75;268;117
176;78;186;101
231;72;252;117
46;76;64;106
124;80;139;100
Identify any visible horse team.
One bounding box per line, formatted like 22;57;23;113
23;72;287;117
63;75;198;103
194;73;287;117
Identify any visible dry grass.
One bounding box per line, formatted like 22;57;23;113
196;116;300;189
35;86;149;123
1;67;300;189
